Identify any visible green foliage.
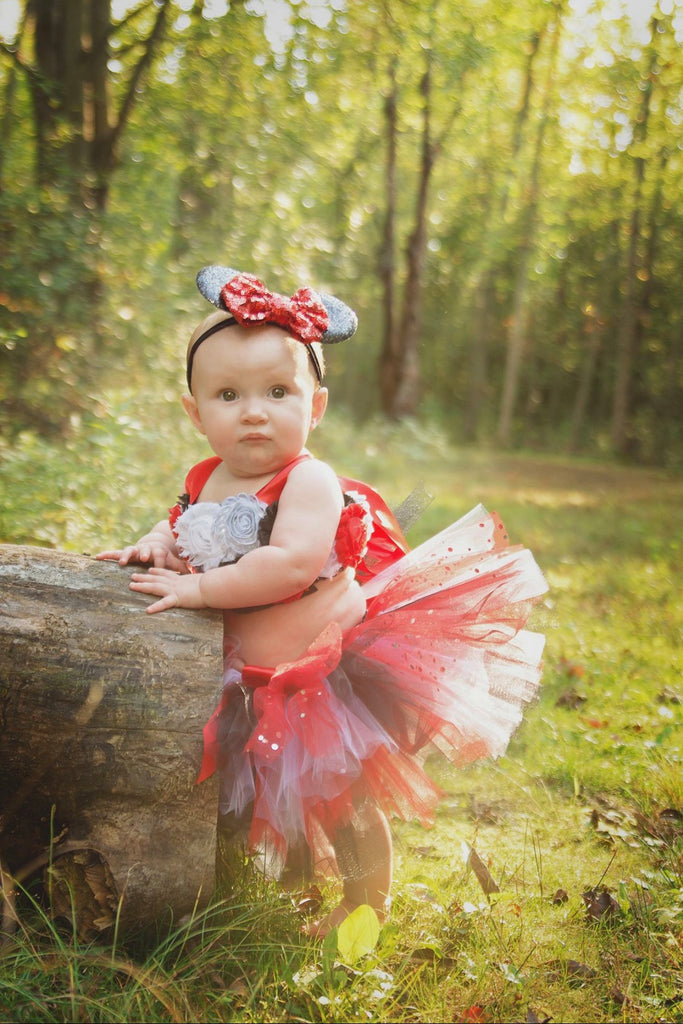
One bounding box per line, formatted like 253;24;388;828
0;390;204;550
2;0;681;461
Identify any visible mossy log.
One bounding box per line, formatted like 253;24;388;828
0;544;223;938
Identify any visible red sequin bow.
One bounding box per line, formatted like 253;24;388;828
220;273;329;344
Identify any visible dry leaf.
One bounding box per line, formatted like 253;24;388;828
525;1008;553;1023
555;686;587;708
582;888;621;923
457;1005;488;1023
462;842;500;895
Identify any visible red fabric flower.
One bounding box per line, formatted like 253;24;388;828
335;502;372;569
168;496;188;534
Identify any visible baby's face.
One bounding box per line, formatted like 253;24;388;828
182;322;327;480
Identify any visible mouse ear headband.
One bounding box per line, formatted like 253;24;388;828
187;265;358;390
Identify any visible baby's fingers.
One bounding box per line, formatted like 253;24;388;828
129;572;179;614
144;594;179;614
96;545;145;566
95;550;119;561
136;567;177;579
129;569;174;589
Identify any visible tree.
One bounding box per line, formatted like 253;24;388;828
1;0;681;463
0;0;177;434
496;2;564;446
376;0;482;419
610;12;669;457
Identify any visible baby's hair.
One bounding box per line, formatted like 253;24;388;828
309;341;325;382
186;314;326;393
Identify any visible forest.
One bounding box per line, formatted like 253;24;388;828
1;5;682;1023
0;0;681;466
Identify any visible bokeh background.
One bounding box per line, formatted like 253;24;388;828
1;0;681;495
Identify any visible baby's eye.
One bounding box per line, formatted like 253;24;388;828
269;385;287;399
220;389;237;402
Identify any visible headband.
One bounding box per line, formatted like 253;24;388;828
187;265;358;391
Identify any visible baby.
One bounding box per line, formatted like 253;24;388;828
99;266;548;936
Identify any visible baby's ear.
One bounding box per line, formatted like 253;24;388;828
182;393;205;435
311;386;328;429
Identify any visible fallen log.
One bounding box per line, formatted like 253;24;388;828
0;544;223;939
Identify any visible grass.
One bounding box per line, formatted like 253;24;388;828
1;399;681;1022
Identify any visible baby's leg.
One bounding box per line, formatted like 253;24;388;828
304;796;393;938
337;797;393;916
279;837;314;891
215;807;252;899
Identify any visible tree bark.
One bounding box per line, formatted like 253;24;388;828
496;8;562;446
378;58;399;417
611;16;660;457
0;545;222;939
567;308;603;454
391;63;434;418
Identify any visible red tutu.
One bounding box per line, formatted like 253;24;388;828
200;503;548;879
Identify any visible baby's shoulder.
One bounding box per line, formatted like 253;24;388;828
283;455;340;493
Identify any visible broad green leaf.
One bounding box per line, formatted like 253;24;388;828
336;904;380;963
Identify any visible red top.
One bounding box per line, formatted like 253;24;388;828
169;450;409;583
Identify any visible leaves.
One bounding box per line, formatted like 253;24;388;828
462;841;500;896
336;904;381;963
581;888;622;925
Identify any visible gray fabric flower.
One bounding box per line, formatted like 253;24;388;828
175;493;267;572
213;493;267;564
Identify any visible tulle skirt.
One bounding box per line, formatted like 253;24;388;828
199;504;548;879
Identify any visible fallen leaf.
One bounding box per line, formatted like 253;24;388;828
657;687;682;704
462;842;500;895
336;904;380;963
566;959;598;980
457;1005;488;1022
582;888;621;923
292;886;323;917
559;658;586;678
609;986;632;1006
556;686;587;708
525;1008;553;1023
543;957;597;984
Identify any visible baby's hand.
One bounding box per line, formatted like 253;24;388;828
96;542;185;571
129;567;207;614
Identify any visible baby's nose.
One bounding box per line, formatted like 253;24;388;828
241;398;267;421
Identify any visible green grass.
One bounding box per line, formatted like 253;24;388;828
1;398;681;1022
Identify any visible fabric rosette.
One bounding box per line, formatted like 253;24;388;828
175;493;267;571
319;490;373;578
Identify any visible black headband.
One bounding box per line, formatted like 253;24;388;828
186;316;324;391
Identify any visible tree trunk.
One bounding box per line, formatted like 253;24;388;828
611;16;658;456
567;309;603;454
0;545;222;939
496;8;562;446
391;62;435;419
378;58;399;417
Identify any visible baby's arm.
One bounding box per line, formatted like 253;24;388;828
97;519;187;572
128;459;343;614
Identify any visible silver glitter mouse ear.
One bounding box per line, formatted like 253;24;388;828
316;292;358;344
195;265;358;344
196;266;241;308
